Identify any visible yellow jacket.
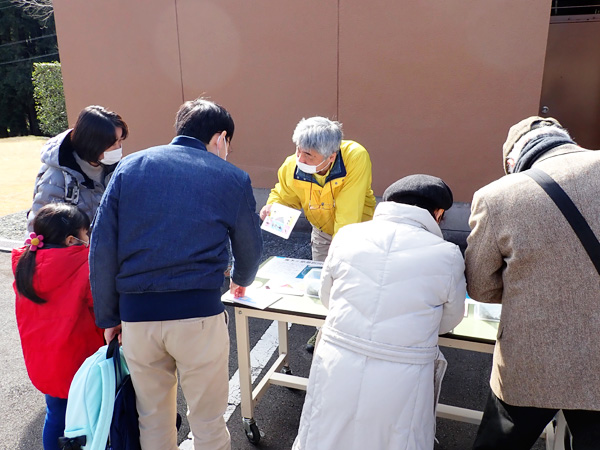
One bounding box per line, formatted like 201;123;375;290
267;140;376;236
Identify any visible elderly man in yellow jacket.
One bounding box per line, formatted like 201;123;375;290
260;116;376;262
260;116;376;352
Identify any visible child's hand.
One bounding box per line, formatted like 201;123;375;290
229;280;246;298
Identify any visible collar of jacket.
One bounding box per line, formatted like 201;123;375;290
513;135;575;173
58;133;95;189
533;143;586;165
12;244;89;290
57;132;117;189
170;135;209;151
293;151;347;184
374;202;443;239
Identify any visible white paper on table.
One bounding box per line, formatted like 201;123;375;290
263;281;305;296
257;257;323;282
464;296;478;317
222;288;282;310
260;203;302;239
474;303;502;322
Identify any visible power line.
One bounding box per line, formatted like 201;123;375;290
0;33;56;49
0;51;58;66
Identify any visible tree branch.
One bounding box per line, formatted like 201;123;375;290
11;0;54;24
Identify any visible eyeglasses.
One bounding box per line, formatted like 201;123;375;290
308;181;336;210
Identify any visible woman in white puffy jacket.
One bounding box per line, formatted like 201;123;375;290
293;175;466;450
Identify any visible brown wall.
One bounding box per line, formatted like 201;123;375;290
540;21;600;150
53;0;552;201
53;0;184;154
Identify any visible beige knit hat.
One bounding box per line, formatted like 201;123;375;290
502;116;563;174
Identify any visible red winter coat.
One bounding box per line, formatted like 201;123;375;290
12;245;105;399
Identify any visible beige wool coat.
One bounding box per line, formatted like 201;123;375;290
466;144;600;410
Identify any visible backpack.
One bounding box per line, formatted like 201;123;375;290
107;339;140;450
58;338;139;450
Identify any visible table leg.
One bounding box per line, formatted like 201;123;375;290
546;411;568;450
235;308;254;419
278;320;290;373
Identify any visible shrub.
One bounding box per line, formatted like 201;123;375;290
32;62;68;136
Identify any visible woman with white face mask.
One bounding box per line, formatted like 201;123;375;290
27;105;129;232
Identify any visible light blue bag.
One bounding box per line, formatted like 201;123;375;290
58;340;129;450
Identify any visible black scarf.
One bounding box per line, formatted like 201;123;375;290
513;134;575;173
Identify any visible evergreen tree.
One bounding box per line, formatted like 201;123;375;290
0;1;59;136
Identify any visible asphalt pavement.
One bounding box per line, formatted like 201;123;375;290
0;227;545;450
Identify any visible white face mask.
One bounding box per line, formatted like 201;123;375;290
296;155;329;175
100;148;122;165
217;136;229;161
71;236;89;248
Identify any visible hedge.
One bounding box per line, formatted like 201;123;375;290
32;62;68;136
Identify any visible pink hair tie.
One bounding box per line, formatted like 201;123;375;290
25;232;44;251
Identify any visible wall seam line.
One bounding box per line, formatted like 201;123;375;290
337;0;340;120
174;0;185;102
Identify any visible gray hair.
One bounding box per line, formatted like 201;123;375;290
292;117;343;158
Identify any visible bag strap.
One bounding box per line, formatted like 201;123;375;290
525;167;600;275
106;336;124;390
58;435;86;450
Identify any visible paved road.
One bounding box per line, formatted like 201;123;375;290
0;229;545;449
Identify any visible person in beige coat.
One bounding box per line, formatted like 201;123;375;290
466;116;600;449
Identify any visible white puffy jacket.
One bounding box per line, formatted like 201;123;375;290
294;202;466;450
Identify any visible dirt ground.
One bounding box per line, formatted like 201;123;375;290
0;136;47;216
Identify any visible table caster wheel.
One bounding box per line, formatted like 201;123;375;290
243;418;261;444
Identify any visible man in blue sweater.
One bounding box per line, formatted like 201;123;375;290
90;98;263;450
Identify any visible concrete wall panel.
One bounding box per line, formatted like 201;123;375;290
540;21;600;150
175;0;338;185
338;0;552;200
52;1;556;200
52;0;184;154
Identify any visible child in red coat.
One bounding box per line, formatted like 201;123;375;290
12;203;104;450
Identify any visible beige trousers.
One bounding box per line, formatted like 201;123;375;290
310;226;331;350
122;312;230;450
310;226;332;262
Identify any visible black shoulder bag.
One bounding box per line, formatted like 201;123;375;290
525;167;600;275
